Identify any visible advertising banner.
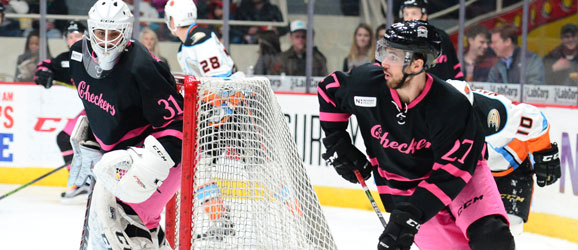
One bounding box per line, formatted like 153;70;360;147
0;83;83;168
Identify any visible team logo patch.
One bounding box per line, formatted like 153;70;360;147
417;26;428;38
354;96;377;107
487;109;500;131
61;60;70;68
71;51;83;62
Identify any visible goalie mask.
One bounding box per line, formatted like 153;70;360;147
87;0;133;72
164;0;197;34
376;20;441;89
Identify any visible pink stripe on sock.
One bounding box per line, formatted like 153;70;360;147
454;63;461;70
61;150;73;156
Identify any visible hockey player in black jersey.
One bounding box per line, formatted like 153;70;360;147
65;0;182;248
319;21;514;250
399;0;464;81
33;20;94;201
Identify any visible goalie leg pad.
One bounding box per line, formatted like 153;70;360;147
89;183;165;250
68;115;102;188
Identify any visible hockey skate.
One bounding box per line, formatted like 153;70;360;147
60;181;92;204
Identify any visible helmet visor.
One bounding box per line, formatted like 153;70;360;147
375;39;410;66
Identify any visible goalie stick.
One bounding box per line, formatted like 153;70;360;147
79;175;95;250
354;170;388;228
0;163;69;201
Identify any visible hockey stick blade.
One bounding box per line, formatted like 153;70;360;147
354;170;388;228
0;163;69;201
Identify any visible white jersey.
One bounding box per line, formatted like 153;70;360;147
446;80;552;173
177;25;235;77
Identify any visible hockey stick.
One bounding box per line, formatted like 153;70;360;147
354;170;388;228
0;163;69;201
79;175;95;250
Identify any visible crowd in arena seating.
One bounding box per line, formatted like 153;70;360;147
1;0;577;85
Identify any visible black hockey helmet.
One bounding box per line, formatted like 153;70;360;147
64;20;86;37
377;20;441;70
399;0;428;19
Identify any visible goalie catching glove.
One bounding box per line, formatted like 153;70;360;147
322;131;372;183
533;143;561;187
93;135;175;203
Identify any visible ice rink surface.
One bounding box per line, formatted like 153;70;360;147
1;184;577;250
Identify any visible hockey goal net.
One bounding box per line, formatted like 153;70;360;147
166;76;337;250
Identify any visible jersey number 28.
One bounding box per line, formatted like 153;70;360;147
201;56;221;73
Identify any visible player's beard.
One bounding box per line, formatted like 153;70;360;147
384;70;404;89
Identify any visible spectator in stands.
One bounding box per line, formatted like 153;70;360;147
343;23;374;72
231;0;286;44
375;23;386;42
543;24;578;86
14;30;51;82
139;27;169;68
270;20;327;76
253;30;280;75
124;0;160;31
207;1;224;39
463;24;498;82
124;0;159;19
0;1;28;37
0;1;25;37
151;0;169;17
29;0;68;38
488;24;545;85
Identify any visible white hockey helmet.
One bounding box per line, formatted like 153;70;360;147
87;0;133;70
164;0;197;33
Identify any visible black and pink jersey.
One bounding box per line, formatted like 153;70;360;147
68;39;183;164
36;51;75;88
318;64;485;221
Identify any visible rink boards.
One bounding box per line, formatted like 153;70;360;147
0;82;577;243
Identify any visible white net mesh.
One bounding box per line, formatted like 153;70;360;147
172;77;336;250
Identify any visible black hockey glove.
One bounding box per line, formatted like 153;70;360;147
378;203;422;250
322;131;372;184
533;143;561;187
34;68;53;88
